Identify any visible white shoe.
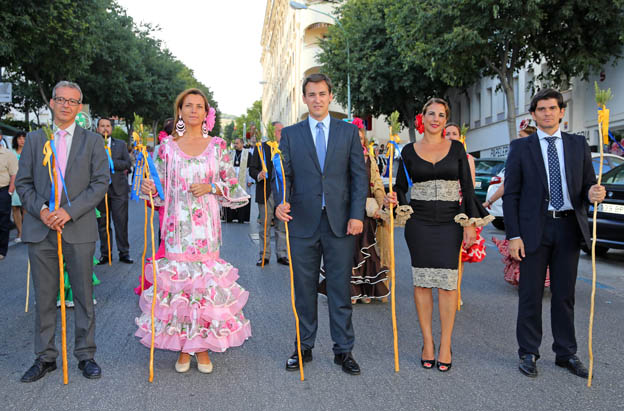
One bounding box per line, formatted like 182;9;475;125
14;237;22;243
56;300;61;308
65;300;74;308
197;359;213;374
175;355;191;373
93;298;97;305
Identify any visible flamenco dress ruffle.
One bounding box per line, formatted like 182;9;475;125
135;255;251;353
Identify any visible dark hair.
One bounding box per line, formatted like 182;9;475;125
163;118;174;135
445;122;460;131
302;73;333;95
12;131;26;150
271;121;282;127
529;88;566;113
97;117;112;127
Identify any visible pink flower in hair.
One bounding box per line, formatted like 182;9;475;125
205;107;216;132
351;117;365;129
158;131;168;142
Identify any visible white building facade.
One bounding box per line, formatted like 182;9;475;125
447;60;624;158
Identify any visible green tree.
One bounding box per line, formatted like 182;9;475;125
234;100;262;140
318;0;446;142
388;0;624;142
223;121;235;142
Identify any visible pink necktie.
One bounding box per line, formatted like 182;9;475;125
56;130;68;204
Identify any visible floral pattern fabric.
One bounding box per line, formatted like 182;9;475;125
135;137;252;353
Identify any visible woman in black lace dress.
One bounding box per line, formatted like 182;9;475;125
386;98;492;372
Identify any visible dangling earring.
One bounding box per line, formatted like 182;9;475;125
175;115;186;136
201;117;209;138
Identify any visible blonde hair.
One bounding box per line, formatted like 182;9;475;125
172;88;211;140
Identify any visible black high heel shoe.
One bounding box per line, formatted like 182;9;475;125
420;344;436;369
437;349;452;372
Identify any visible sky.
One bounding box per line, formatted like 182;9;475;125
117;0;265;116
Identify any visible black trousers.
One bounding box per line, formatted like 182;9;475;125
0;186;10;256
289;210;355;354
96;193;130;258
517;214;581;361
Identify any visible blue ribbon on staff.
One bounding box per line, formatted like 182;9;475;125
388;141;412;188
272;153;285;205
130;150;164;201
105;149;115;183
49;139;71;211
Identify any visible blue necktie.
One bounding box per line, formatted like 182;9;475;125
545;136;564;210
316;122;326;207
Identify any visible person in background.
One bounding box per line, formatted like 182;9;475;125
0;136;18;259
11;131;26;243
445;123;475;185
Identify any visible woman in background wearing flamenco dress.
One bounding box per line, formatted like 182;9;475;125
138;88;251;374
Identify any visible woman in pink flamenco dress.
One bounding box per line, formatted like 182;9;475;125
136;88;251;374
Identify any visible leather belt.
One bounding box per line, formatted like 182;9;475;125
545;209;574;219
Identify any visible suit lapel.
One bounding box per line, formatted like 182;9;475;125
561;133;576;194
65;125;83;176
527;133;549;192
300;120;321;173
324;117;339;173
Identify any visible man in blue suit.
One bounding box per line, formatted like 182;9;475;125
503;88;606;379
276;73;368;375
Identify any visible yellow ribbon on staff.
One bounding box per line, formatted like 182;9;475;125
42;141;54;182
256;142;268;268
598;105;610;145
388;130;400;373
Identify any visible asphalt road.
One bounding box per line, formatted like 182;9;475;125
1;197;623;411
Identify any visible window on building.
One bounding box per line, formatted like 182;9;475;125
485;87;493;124
474;92;481;128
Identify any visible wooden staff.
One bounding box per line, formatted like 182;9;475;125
25;260;30;312
456;249;464;311
105;193;111;265
257;142;268;268
276;151;304;381
141;200;148;293
52;157;69;385
387;134;399;372
147;190;157;383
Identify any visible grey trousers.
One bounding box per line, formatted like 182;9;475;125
29;230;96;362
258;194;287;259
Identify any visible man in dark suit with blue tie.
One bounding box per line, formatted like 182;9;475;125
276;73;368;375
503;88;606;379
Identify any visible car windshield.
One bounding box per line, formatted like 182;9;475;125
475;160;505;175
603;165;624;185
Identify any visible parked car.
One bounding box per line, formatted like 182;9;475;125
474;158;506;203
591;153;624;175
582;163;624;256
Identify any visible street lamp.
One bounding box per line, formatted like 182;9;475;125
289;1;351;120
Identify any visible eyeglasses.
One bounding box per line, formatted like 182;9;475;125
53;97;81;106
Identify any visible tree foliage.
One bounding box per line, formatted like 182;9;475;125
0;0;220;135
387;0;624;142
234;100;262;141
318;0;447;141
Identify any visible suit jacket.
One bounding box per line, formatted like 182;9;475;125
107;137;132;197
279;117;368;238
503;132;595;253
248;141;274;204
15;126;110;244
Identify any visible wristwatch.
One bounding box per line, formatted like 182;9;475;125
210;183;217;194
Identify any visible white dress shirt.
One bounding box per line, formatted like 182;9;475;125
308;114;331;149
537;128;573;211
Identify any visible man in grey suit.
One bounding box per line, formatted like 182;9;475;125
276;73;368;375
16;81;109;382
95;117;134;264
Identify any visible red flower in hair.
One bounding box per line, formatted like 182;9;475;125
351;117;365;129
442;128;447;138
415;114;424;134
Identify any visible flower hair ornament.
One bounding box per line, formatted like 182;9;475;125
202;107;216;138
351;117;365;129
158;130;168;143
415;114;425;134
519;118;532;131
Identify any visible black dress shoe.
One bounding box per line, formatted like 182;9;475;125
334;352;361;375
555;355;589;379
20;358;57;382
96;256;109;265
256;257;269;267
78;359;102;379
285;349;312;371
519;354;538;378
119;256;134;264
277;257;290;266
